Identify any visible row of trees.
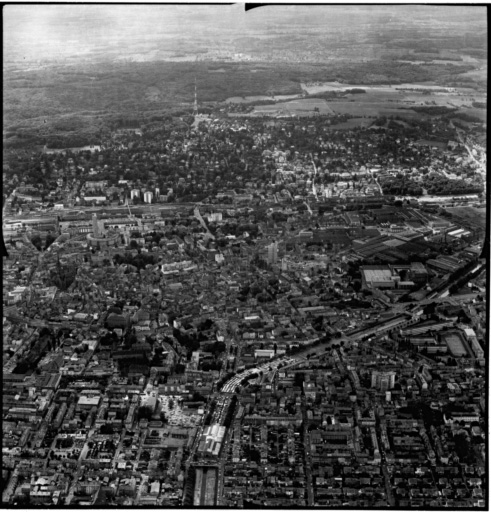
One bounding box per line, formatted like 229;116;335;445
381;172;483;197
113;251;157;270
31;233;57;251
423;174;483;196
380;175;424;196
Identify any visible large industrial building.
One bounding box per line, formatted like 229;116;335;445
362;267;396;289
361;262;428;290
3;216;59;234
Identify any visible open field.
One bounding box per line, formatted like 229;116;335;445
464;108;487;121
298;82;486;121
300;81;459;94
301;82;485;104
228;84;484;120
446;206;487;231
327;101;419;118
225;94;300;103
456;65;487;83
328;118;374;129
396;59;478;67
253;98;334;115
401;92;485;108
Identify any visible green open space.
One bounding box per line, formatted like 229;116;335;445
446;206;487;231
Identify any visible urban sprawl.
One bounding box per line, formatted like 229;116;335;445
2;106;487;508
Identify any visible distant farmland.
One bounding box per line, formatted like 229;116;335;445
239;96;422;119
252;98;334;116
327;101;420;118
300;81;486;121
328;118;374;129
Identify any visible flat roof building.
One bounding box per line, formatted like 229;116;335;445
362;267;396;289
441;331;468;357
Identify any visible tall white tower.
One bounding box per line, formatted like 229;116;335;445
193;78;198;116
92;213;99;237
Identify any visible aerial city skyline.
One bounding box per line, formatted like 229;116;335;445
2;4;487;509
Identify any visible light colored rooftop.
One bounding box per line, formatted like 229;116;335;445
363;269;392;282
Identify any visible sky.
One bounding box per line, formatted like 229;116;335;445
4;4;486;62
4;5;241;60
